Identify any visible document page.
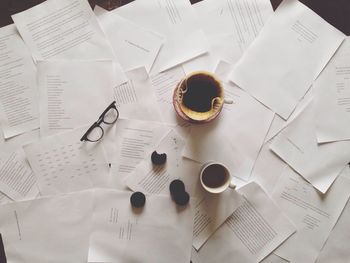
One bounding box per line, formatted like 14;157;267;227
126;129;191;194
150;65;187;125
193;0;273;39
183;73;274;182
316;190;350;263
0;192;11;205
115;67;163;122
11;0;115;61
0;148;38;201
0;190;93;263
38;61;115;137
270;101;350;193
88;189;194;263
0;24;38;139
192;186;243;250
95;6;164;73
229;0;345;119
272;167;350;263
23;127;110;195
115;0;209;74
101;118;169;189
197;182;296;263
314;37;350;143
183;0;273;73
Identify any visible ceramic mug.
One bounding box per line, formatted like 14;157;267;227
199;162;236;194
173;71;233;124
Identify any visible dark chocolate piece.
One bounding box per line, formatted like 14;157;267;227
130;192;146;208
151;151;167;165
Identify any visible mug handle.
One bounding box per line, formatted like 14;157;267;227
228;181;236;190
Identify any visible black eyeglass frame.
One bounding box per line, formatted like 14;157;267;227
80;101;119;142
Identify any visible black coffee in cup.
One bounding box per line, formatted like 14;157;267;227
201;163;229;189
182;73;222;113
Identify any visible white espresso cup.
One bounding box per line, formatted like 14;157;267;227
200;162;236;194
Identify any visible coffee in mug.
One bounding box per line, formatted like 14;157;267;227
173;71;233;124
200;162;236;194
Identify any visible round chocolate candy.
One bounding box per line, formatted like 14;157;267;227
174;191;190;206
130;192;146;208
169;179;185;196
151;151;167;165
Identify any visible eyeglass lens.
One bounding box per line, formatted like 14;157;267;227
103;107;119;124
86;126;104;142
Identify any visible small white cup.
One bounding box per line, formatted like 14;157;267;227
200;162;236;194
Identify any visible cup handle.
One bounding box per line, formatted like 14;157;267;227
224;98;234;104
229;181;236;190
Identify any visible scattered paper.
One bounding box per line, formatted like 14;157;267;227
314;37;350;143
102;118;169;189
183;63;274;182
197;182;296;263
115;0;209;74
0;190;93;263
12;0;114;61
272;167;350;263
115;67;163;122
95;6;164;73
0;24;38;139
270;100;350;193
88;189;194;263
249;142;287;195
230;0;345;119
183;0;273;73
23;127;110;195
316;184;350;263
150;65;187;125
126;129;243;250
0;191;11;205
0;148;38;201
38;61;115;137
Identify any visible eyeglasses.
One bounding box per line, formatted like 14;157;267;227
80;101;119;142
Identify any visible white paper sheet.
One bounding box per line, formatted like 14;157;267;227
314;37;350;143
249;142;287;195
115;67;163;122
182;0;273;73
197;182;296;263
229;0;345;119
0;190;93;263
115;0;209;74
95;6;164;73
88;189;194;263
264;87;313;143
183;63;274;182
125;129;243;250
316;189;350;263
270;100;350;193
23;127;110;195
101;118;169;189
38;61;115;137
0;24;38;139
0;148;38;201
182;34;245;74
192;184;243;250
0;191;11;205
150;65;187;125
272;167;350;263
12;0;113;61
126;129;197;194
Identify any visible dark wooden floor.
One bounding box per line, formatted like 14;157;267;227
0;0;349;35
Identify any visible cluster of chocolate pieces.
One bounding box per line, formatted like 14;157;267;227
130;150;190;208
